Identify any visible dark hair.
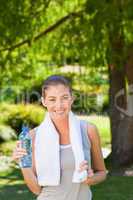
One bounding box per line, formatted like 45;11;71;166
42;75;72;98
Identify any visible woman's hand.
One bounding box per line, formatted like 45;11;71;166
79;160;107;185
79;160;94;184
12;140;27;163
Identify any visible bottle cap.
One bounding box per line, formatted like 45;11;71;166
22;125;29;135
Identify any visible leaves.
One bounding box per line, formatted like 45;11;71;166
0;0;133;90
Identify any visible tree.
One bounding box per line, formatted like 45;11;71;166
0;0;133;167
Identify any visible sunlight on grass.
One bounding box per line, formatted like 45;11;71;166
79;115;111;147
0;179;24;187
92;175;133;200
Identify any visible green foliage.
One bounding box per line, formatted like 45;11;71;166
0;0;52;48
2;0;132;97
0;141;16;155
0;0;81;88
102;94;109;113
72;90;99;114
0;125;16;142
0;103;45;133
0;0;133;82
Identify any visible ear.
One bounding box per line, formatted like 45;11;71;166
41;97;47;107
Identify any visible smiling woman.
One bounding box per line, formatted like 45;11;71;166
41;84;74;121
12;74;107;200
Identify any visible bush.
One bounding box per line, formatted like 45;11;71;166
0;103;45;134
0;125;16;142
102;94;109;114
72;90;99;114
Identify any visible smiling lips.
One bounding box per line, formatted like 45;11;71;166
55;111;64;115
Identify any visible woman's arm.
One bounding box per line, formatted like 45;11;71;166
21;129;42;195
12;130;42;195
84;124;107;185
21;168;41;195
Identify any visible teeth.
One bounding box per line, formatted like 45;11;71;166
55;111;64;114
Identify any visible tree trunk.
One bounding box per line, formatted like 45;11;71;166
109;63;126;166
120;46;133;165
109;39;133;167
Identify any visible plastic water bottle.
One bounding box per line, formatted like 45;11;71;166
19;125;32;168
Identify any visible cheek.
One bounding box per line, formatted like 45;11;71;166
66;101;73;109
43;102;54;111
47;105;55;111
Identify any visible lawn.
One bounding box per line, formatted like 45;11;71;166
0;168;133;200
92;175;133;200
79;115;111;147
0;168;35;200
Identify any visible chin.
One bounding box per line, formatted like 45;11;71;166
51;112;69;120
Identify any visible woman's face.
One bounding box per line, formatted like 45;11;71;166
42;84;74;120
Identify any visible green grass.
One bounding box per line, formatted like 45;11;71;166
92;175;133;200
79;115;111;147
0;168;133;200
0;168;36;200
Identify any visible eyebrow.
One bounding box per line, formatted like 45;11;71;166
47;94;70;99
47;96;56;99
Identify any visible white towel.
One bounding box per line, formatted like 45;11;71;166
35;111;88;186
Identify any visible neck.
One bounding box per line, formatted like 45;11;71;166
52;117;69;135
49;113;70;144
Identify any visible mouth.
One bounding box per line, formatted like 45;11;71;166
54;110;65;115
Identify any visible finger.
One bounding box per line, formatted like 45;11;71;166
13;149;27;155
83;179;89;184
12;149;27;158
12;152;27;160
78;164;88;172
16;146;27;152
17;148;27;152
15;153;26;158
16;140;22;148
15;151;27;156
15;148;27;154
79;160;88;167
88;169;94;177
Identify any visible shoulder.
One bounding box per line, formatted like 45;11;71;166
86;122;100;145
29;128;37;152
80;119;99;141
29;128;37;140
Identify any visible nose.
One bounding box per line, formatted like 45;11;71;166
55;99;63;109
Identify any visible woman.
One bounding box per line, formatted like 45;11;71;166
12;75;106;200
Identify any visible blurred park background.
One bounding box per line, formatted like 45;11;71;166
0;0;133;199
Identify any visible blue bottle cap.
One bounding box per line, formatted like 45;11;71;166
22;125;29;135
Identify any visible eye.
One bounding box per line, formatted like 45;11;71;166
63;96;68;99
62;96;70;100
49;99;56;102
